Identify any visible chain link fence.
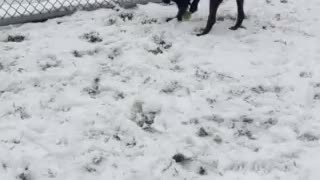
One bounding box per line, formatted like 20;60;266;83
0;0;161;26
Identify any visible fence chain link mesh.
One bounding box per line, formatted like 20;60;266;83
0;0;160;26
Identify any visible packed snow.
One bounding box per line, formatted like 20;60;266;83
0;0;320;180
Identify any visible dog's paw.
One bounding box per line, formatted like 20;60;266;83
194;28;205;36
166;17;174;22
229;25;246;30
196;33;206;36
196;30;207;36
195;28;212;36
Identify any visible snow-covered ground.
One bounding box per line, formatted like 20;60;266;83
1;0;320;179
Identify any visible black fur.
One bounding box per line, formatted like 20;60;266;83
164;0;190;22
163;0;245;36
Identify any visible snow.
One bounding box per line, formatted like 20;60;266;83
0;0;320;180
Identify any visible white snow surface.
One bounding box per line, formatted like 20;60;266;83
1;0;320;180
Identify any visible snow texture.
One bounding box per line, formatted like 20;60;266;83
1;0;320;180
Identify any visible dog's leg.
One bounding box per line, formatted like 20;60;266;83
176;4;188;21
166;1;188;22
229;0;245;30
166;7;187;22
166;17;175;22
197;0;222;36
190;0;200;13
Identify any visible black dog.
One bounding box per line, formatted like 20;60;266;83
163;0;245;36
163;0;191;22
